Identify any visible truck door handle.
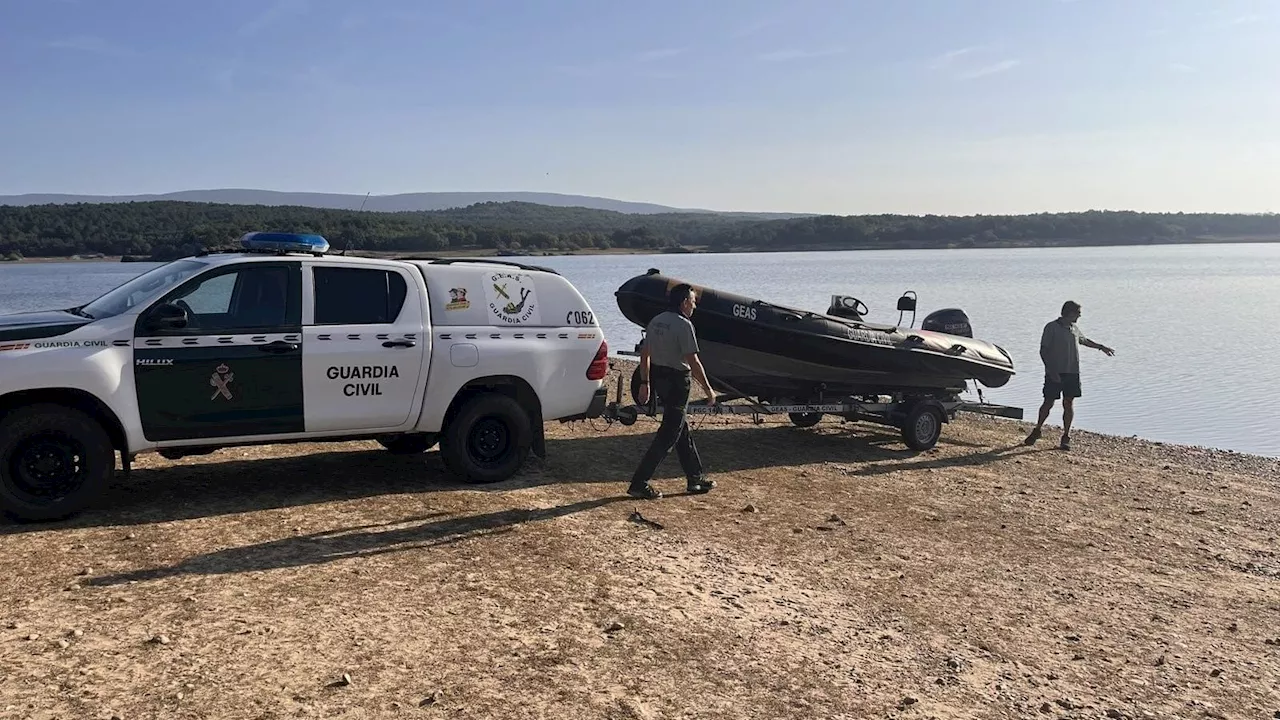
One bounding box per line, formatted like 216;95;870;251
382;340;416;348
259;340;298;354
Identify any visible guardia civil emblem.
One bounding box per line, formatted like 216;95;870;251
210;363;235;401
485;272;541;325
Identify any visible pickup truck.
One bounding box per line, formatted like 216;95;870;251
0;232;610;522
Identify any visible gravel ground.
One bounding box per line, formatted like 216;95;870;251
1;359;1277;719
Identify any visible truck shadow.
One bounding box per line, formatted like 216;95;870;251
0;423;1026;534
85;497;627;585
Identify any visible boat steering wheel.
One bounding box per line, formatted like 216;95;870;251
831;296;869;318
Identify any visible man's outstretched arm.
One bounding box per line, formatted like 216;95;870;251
1080;336;1115;356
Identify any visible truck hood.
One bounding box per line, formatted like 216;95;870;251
0;309;95;342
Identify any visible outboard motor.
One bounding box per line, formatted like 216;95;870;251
921;308;973;337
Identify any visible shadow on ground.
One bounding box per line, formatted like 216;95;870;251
85;497;627;585
1;421;1029;534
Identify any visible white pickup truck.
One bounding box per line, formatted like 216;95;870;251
0;232;610;521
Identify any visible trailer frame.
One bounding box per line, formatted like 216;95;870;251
602;350;1023;451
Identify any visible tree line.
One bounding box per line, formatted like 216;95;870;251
0;201;690;260
1;200;1277;261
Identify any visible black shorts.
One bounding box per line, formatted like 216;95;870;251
1043;373;1081;399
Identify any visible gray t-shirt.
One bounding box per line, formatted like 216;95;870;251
1040;319;1087;375
645;311;699;371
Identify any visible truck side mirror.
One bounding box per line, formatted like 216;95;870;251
144;302;189;332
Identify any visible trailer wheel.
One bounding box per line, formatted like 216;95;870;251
0;404;116;522
901;403;944;451
440;393;531;484
377;433;438;455
788;412;823;428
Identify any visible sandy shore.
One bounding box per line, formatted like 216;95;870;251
1;360;1277;719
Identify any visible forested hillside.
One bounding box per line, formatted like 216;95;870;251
1;199;1277;261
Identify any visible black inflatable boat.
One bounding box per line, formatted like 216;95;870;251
614;269;1015;401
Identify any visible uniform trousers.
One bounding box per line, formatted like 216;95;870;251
630;364;705;487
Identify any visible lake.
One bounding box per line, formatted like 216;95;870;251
3;244;1279;458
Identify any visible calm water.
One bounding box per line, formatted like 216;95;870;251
3;244;1279;457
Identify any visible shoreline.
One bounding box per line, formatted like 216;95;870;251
6;234;1280;264
604;358;1280;466
3;247;664;264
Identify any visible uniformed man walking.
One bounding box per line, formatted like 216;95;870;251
1024;300;1114;450
628;283;718;500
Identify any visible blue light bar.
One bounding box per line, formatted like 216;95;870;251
239;231;330;254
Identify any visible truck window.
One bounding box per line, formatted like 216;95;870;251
182;273;236;315
313;267;408;325
151;264;298;332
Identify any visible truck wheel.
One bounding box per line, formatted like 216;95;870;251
440;393;532;484
0;404;116;522
901;402;944;451
377;433;438;455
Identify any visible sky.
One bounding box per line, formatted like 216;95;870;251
1;0;1277;215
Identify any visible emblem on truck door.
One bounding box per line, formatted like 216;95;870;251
210;363;235;401
445;287;470;311
485;272;541;325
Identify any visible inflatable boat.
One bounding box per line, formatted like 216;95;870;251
614;269;1015;402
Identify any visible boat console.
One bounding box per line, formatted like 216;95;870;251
826;295;868;320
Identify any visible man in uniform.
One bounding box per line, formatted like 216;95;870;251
628;283;718;500
1024;300;1115;450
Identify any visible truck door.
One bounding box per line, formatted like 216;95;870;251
133;261;305;442
301;264;427;433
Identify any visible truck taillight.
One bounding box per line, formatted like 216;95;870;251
586;340;609;380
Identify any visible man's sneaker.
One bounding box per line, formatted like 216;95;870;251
1023;427;1042;446
687;477;716;494
627;483;662;500
1059;435;1071;451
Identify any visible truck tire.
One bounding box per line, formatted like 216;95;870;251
0;404;116;522
377;433;438;455
440;393;532;484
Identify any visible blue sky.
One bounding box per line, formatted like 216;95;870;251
1;0;1276;214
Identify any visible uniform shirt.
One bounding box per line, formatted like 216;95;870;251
1040;318;1087;376
645;310;699;371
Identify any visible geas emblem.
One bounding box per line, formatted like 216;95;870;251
210;363;235;401
484;272;541;325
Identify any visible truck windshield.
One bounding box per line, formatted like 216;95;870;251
78;259;209;320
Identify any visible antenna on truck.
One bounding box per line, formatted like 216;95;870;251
340;192;372;256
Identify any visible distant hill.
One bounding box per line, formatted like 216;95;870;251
2;197;1278;263
0;188;809;219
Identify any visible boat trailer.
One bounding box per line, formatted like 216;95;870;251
601;352;1023;451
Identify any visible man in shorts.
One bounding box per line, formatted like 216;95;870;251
1024;300;1115;450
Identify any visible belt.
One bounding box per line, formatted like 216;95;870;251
651;364;690;375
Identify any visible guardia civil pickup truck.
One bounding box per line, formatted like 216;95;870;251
0;232;610;521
